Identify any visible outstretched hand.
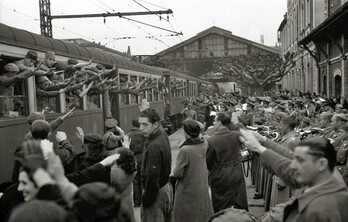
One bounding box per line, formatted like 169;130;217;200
21;140;47;177
75;126;84;143
239;129;267;154
99;154;120;167
61;107;75;120
122;135;131;149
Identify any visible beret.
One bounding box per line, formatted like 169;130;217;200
68;58;78;65
25;51;38;61
96;64;104;70
183;120;201;137
53;61;67;71
27;112;45;124
84;133;102;144
45;51;55;60
4;63;19;72
105;118;118;128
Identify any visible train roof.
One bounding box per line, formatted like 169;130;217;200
0;22;212;85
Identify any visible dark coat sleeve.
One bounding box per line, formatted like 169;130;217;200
67;163;110;186
54;140;75;166
49;117;64;132
206;140;216;171
142;146;162;208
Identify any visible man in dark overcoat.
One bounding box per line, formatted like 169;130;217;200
206;112;248;212
139;108;172;222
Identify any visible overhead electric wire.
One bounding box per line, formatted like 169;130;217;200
137;0;168;10
132;0;169;22
121;16;181;35
131;0;182;42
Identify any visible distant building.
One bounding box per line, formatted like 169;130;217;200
148;26;278;91
279;0;348;97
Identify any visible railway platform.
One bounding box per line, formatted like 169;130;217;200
133;128;265;221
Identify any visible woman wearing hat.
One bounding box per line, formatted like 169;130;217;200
171;119;213;222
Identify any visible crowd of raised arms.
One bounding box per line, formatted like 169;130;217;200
1;50;348;222
0;50;165;118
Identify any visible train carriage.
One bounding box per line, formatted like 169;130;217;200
0;22;213;184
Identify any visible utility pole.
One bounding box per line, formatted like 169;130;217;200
39;0;174;38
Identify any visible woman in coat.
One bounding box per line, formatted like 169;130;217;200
110;147;137;222
172;119;213;222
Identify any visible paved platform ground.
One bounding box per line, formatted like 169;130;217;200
134;127;265;221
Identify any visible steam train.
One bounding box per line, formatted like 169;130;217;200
0;22;213;184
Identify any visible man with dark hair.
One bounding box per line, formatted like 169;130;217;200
238;102;254;127
127;118;145;207
206;112;248;212
240;131;348;222
138;108;172;222
30;119;50;140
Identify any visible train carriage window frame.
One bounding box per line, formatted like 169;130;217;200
129;75;138;105
147;76;153;102
0;58;30;118
119;73;130;106
138;76;146;104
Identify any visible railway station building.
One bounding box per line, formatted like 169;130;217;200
145;26;279;92
278;0;348;98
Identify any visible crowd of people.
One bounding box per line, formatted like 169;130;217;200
2;49;348;222
0;50;168;117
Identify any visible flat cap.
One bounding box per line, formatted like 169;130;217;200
25;51;38;61
105;118;118;128
4;63;19;72
333;114;347;121
27;112;45;124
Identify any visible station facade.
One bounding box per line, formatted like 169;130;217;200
279;0;348;98
149;26;278;91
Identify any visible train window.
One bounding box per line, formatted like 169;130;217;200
87;94;101;109
138;76;146;103
153;78;159;102
119;74;129;106
36;76;61;113
66;72;85;111
0;69;28;118
129;76;138;104
147;84;153;102
171;78;176;98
